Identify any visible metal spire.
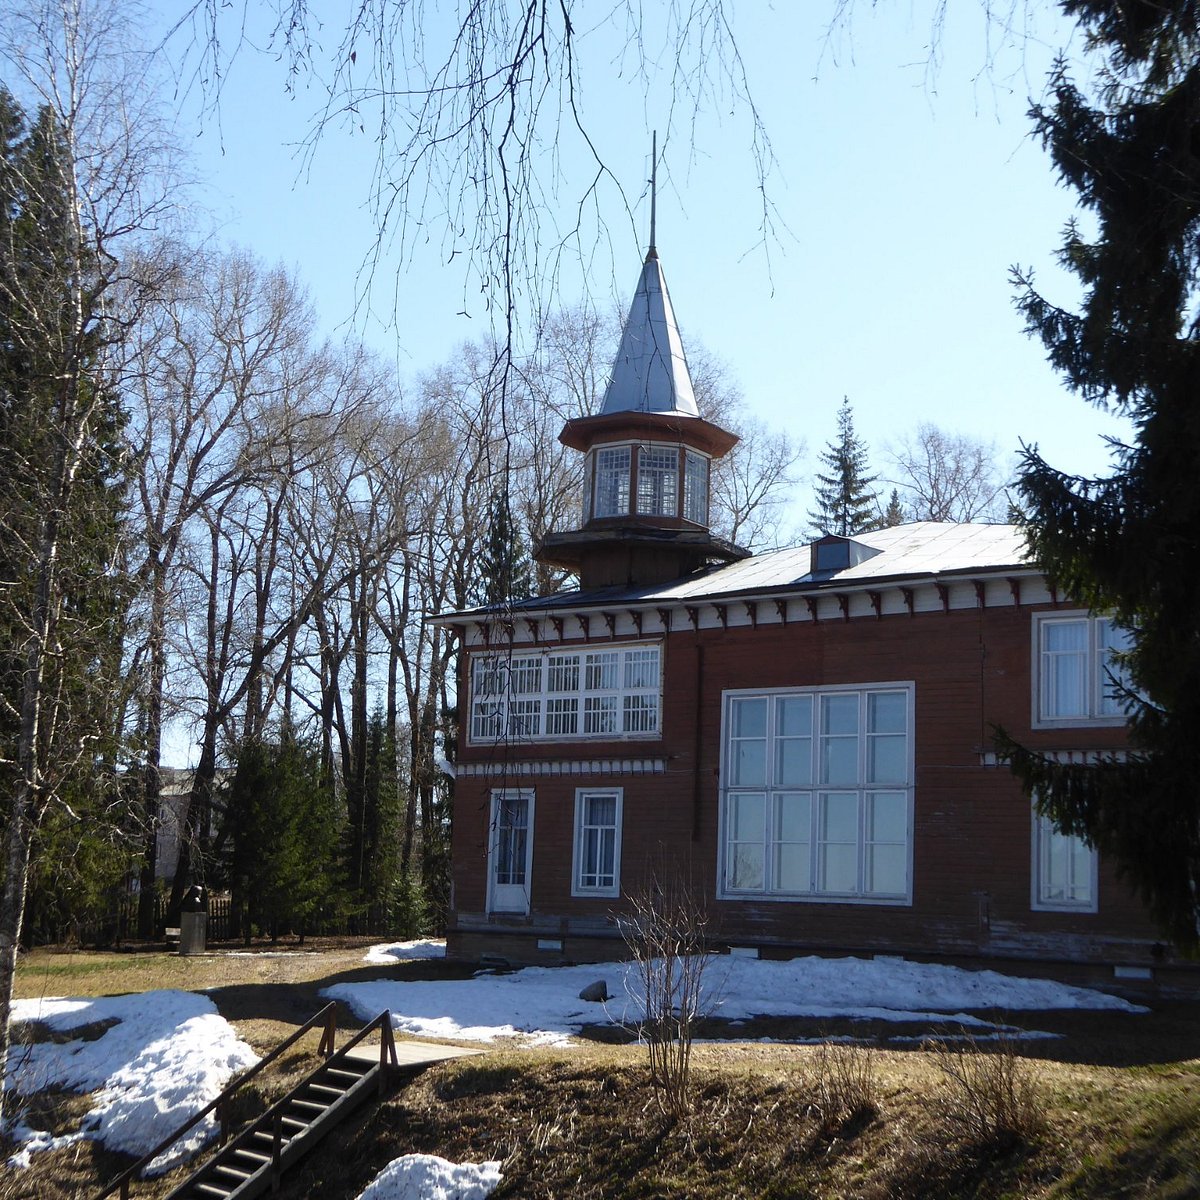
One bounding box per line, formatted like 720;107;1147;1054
647;131;658;261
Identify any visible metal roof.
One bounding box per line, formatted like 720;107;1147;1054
600;254;700;417
446;523;1033;619
672;521;1030;599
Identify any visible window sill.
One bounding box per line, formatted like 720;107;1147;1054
717;891;912;907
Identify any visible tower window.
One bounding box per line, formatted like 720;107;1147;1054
594;446;632;517
683;450;709;525
637;446;679;516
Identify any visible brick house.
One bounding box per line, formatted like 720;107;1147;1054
435;241;1185;991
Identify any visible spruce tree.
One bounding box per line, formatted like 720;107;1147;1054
0;90;131;939
479;488;533;606
998;2;1200;948
808;397;879;536
881;488;906;528
227;737;343;943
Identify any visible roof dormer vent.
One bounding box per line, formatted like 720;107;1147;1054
811;534;881;579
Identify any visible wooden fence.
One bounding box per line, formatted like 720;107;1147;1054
74;894;401;947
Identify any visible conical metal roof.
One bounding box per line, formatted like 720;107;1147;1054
600;253;699;417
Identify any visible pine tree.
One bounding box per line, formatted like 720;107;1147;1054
998;2;1200;948
808;397;879;536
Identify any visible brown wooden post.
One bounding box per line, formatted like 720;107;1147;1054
272;1112;283;1191
320;1006;336;1057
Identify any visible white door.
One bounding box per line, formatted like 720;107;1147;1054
489;789;534;914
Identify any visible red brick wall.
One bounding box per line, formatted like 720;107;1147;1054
450;602;1166;970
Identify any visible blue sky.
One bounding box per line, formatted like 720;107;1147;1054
152;2;1125;527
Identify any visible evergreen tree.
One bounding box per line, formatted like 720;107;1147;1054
478;488;533;606
357;705;427;934
227;738;343;942
998;2;1200;948
808;397;879;536
881;488;906;528
0;89;131;943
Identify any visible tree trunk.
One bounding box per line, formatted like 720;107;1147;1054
137;568;168;937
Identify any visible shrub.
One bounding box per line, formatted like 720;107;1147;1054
619;864;711;1116
929;1030;1045;1147
808;1040;878;1132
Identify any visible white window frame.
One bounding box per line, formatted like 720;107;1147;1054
1031;807;1098;913
717;683;915;906
1032;611;1132;728
683;450;709;526
592;445;632;518
572;787;623;897
468;643;663;744
636;444;679;516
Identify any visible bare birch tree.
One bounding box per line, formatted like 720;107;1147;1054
0;0;176;1096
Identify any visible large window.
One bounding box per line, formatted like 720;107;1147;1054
1032;808;1097;912
637;445;679;516
573;788;623;896
720;685;913;903
470;644;662;742
1035;613;1132;726
594;446;632;517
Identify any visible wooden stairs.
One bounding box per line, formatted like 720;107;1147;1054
95;1004;475;1200
162;1015;399;1200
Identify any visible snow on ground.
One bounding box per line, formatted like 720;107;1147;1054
364;939;447;965
6;990;258;1173
356;1153;502;1200
2;953;1147;1177
324;954;1146;1047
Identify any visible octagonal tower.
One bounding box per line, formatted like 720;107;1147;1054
534;242;748;589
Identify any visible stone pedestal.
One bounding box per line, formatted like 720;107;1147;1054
179;911;207;955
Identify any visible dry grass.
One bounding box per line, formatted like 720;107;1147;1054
6;946;1200;1199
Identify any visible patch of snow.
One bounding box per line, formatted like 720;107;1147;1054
356;1153;502;1200
363;940;447;965
222;951;307;958
323;954;1145;1046
887;1029;1062;1044
6;990;258;1173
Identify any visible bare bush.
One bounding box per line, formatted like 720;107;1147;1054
807;1040;878;1132
929;1031;1045;1146
618;866;711;1116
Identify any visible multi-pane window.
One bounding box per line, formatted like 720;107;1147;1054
637;445;679;516
1035;613;1132;725
720;685;913;902
594;446;632;517
574;788;622;895
470;644;662;742
1032;809;1097;912
683;450;709;525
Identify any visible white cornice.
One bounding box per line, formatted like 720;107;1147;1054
439;567;1054;647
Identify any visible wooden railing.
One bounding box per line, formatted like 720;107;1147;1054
94;1002;341;1200
247;1008;401;1186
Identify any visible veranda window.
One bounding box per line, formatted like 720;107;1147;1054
470;643;662;742
720;685;913;903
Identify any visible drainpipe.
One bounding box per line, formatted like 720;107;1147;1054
692;642;705;840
